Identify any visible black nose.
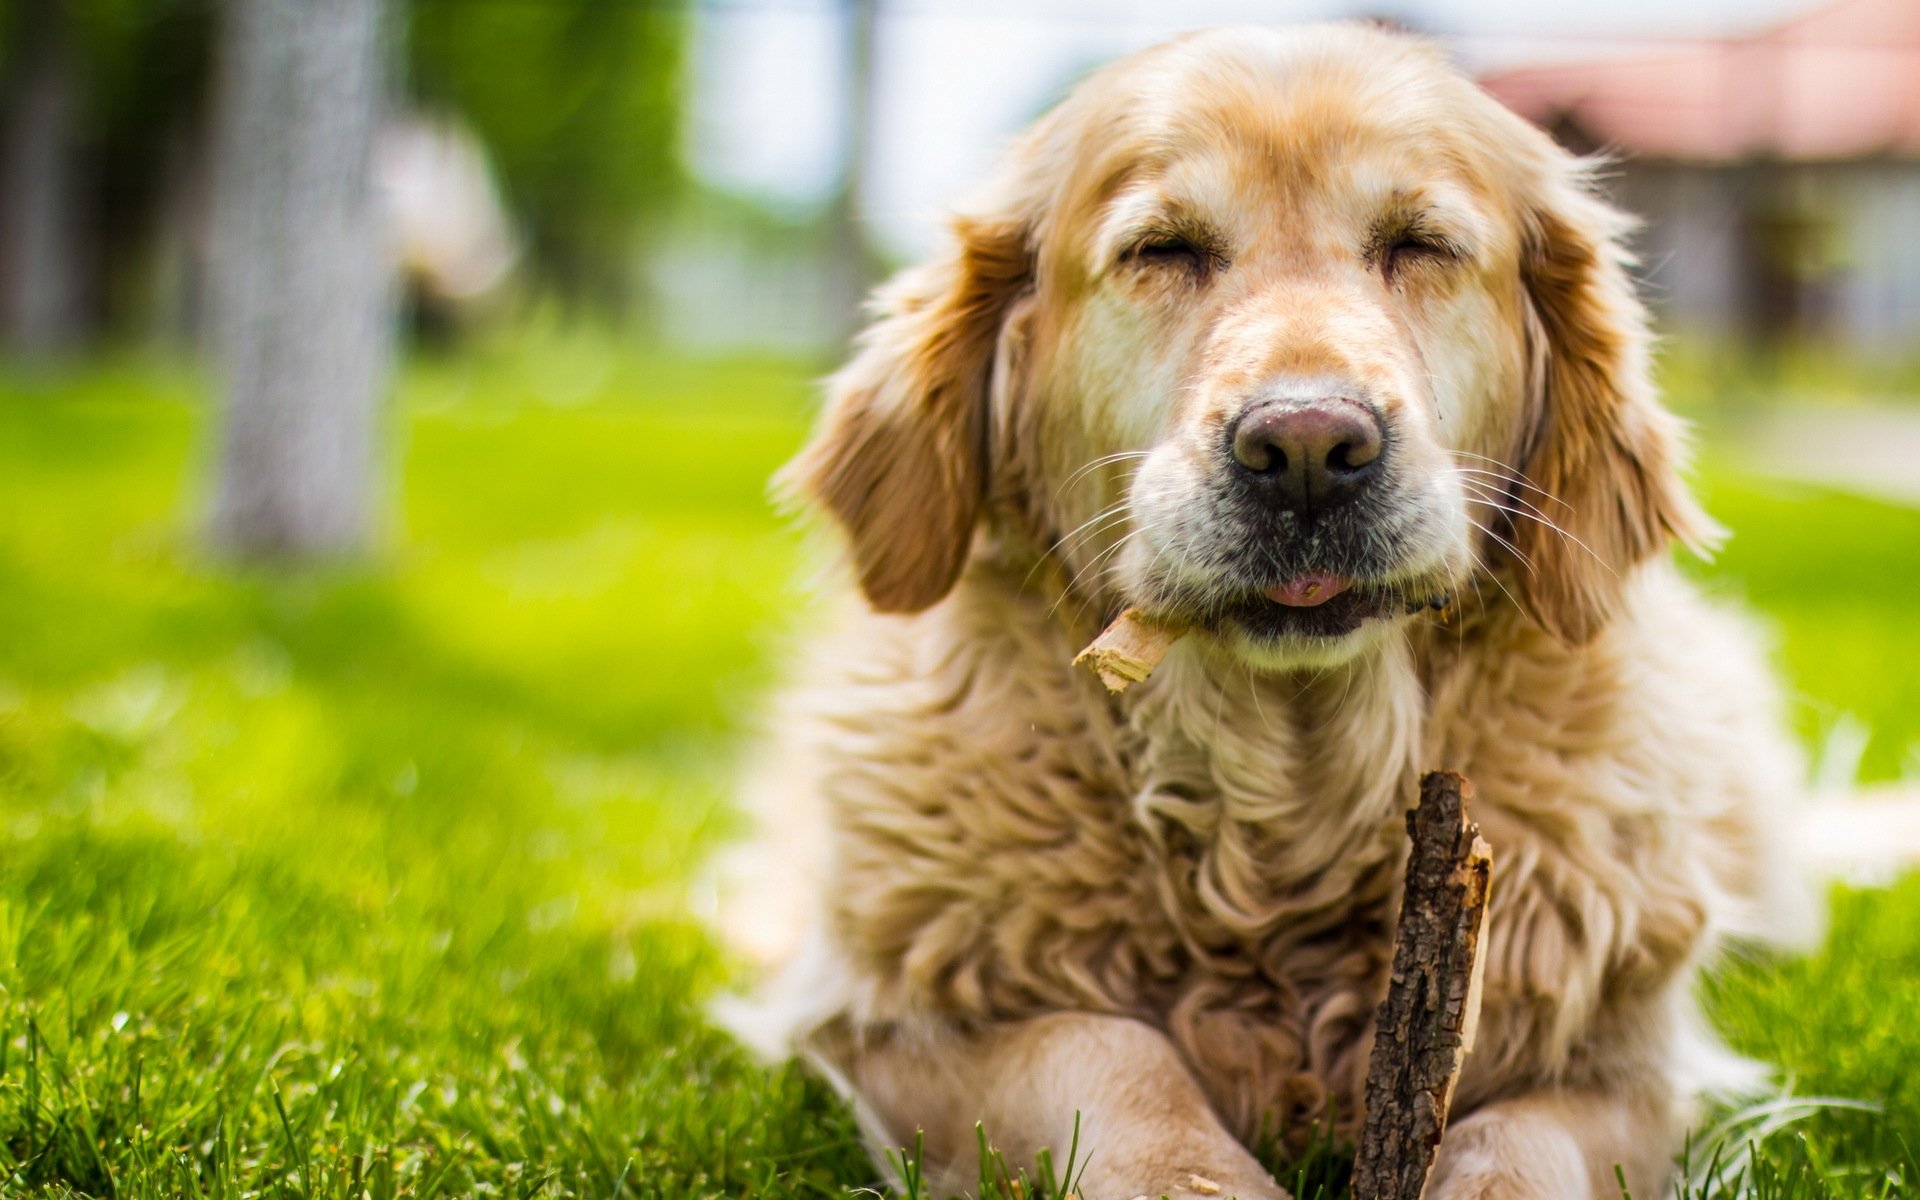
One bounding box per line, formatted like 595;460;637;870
1229;397;1385;511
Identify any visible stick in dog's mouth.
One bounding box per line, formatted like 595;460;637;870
1074;590;1455;694
1073;607;1186;693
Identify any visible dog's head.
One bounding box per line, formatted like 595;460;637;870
787;24;1716;668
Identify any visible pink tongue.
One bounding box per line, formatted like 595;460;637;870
1266;574;1351;608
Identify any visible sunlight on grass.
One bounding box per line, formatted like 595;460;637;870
0;357;868;1198
1;353;1918;1197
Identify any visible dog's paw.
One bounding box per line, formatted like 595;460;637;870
1094;1167;1291;1200
1116;1182;1290;1200
1426;1108;1590;1200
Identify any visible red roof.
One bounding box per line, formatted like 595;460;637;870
1480;0;1920;162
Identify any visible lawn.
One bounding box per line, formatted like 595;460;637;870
1;348;1919;1199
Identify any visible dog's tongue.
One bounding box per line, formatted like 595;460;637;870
1266;574;1351;607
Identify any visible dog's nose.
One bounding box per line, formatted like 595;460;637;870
1229;396;1384;510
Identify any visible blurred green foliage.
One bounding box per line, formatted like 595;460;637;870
0;0;688;331
408;0;688;308
0;352;1916;1197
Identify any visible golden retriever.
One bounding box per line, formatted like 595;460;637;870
721;22;1813;1200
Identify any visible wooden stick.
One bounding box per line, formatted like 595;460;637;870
1352;770;1494;1200
1072;608;1185;693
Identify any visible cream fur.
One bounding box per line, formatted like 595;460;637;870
721;23;1815;1200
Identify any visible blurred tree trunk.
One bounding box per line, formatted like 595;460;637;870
826;0;884;346
0;0;86;359
208;0;395;560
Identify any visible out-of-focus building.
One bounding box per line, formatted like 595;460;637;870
1482;0;1920;353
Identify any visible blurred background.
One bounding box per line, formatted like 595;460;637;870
11;0;1920;365
3;1;1920;1197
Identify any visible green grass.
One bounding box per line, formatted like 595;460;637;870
1657;334;1920;417
1;349;1919;1198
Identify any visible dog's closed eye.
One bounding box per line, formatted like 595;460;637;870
1124;231;1225;278
1375;221;1464;285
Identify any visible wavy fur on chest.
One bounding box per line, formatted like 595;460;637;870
813;610;1410;1139
733;562;1803;1150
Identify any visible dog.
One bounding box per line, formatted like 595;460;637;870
718;23;1817;1200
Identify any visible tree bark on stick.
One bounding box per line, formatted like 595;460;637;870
208;0;395;559
1352;769;1493;1200
1073;607;1185;693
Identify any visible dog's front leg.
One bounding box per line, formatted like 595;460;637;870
1426;1087;1678;1200
823;1011;1289;1200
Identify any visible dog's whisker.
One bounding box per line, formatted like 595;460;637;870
1051;528;1142;622
1449;469;1562;521
1463;541;1529;616
1465;515;1538;580
1454;476;1611;571
1449;456;1563;495
1451;471;1576;523
1449;453;1573;509
1050;513;1133;569
1020;502;1135;595
1449;468;1571;515
1454;477;1566;532
1050;501;1133;550
1037;503;1134;570
1054;450;1153;500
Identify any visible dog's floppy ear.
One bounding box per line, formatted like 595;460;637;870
1508;164;1720;644
783;212;1033;614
